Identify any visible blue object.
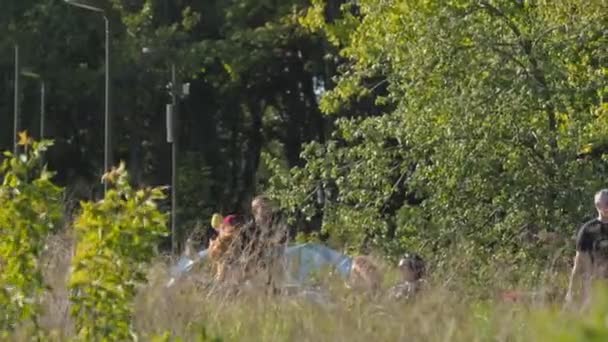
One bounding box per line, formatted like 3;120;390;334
169;249;209;278
167;243;353;287
282;243;353;285
169;256;194;277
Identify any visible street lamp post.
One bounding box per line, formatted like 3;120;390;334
41;81;46;140
142;47;190;255
170;63;178;256
64;0;111;194
13;44;20;154
21;69;46;140
168;65;190;255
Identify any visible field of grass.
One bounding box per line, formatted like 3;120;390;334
21;232;608;342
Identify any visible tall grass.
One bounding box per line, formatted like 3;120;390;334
29;230;602;342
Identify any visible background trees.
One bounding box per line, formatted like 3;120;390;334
269;0;608;260
1;0;607;261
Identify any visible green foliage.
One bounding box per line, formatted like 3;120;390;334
69;162;168;341
177;152;214;238
269;1;608;262
0;134;63;332
531;283;608;342
151;326;222;342
1;0;334;236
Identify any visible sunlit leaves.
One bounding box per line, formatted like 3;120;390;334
0;136;63;331
70;162;168;341
269;1;608;264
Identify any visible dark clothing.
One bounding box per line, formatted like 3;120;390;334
236;212;290;291
576;219;608;264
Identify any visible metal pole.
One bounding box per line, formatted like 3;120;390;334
104;15;111;194
13;45;20;154
171;63;178;255
40;81;45;140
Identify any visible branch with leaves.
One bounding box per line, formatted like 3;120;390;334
69;162;167;341
0;132;63;333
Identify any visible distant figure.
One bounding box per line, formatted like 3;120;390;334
251;195;274;227
349;255;383;292
208;214;242;282
240;195;289;292
388;253;426;300
565;189;608;308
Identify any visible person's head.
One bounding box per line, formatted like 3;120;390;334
251;195;274;225
219;214;241;236
350;256;382;292
595;189;608;218
398;253;426;282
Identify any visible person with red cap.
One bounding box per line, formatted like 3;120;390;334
208;214;242;282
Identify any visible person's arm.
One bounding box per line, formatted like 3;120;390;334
566;224;594;305
565;250;591;304
208;237;222;259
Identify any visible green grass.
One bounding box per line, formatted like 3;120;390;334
15;233;608;341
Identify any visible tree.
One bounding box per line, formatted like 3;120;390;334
0;0;335;246
268;0;608;261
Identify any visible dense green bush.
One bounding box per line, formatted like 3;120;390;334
0;134;63;333
69;162;167;341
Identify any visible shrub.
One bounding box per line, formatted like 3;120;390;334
69;162;167;341
0;133;63;333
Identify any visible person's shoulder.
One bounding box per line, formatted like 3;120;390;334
240;216;256;229
579;218;601;234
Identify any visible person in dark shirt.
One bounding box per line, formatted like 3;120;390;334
566;189;608;307
239;195;289;293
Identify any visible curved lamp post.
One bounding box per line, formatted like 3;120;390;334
64;0;111;194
